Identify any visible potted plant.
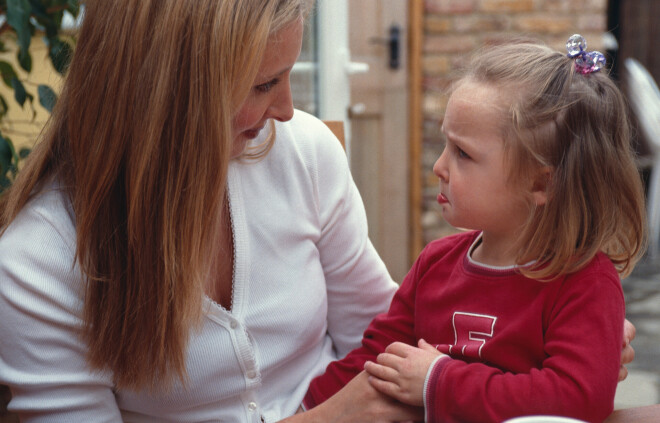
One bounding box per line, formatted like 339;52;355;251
0;0;79;193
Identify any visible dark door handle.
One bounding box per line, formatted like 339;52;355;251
387;24;400;70
370;24;401;70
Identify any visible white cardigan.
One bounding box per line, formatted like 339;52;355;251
0;110;398;422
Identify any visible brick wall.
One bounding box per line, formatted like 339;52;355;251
420;0;608;244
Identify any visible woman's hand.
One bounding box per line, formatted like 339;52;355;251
364;339;445;406
280;371;423;423
619;318;636;381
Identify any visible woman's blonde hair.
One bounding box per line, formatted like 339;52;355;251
458;38;646;279
1;0;312;390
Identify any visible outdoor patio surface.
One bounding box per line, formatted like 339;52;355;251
614;256;660;409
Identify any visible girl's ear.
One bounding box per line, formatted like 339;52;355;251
531;167;552;206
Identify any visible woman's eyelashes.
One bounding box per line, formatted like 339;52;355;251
255;78;279;93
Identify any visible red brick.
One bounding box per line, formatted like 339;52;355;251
542;0;607;12
422;91;449;118
425;0;477;14
450;54;471;72
425;16;453;34
423;55;452;75
453;15;511;32
480;0;534;13
514;16;574;34
479;32;528;47
577;13;607;33
423;117;444;139
422;76;454;93
424;34;477;54
546;32;605;52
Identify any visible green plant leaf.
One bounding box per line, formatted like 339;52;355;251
0;177;13;190
0;134;14;178
0;95;9;119
11;77;27;107
66;0;80;16
48;38;72;74
27;0;48;19
19;147;31;158
6;0;33;55
18;48;33;73
38;84;57;111
0;61;18;87
25;92;36;120
31;0;60;38
4;132;18;160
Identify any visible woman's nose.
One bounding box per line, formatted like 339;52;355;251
269;81;295;122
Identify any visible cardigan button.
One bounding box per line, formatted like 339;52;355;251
247;370;257;379
230;320;238;329
248;402;257;411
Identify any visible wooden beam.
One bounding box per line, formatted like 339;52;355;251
322;120;345;150
408;0;424;264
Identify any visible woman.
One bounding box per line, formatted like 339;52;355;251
0;0;420;421
0;1;634;422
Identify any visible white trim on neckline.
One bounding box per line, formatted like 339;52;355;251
467;232;535;271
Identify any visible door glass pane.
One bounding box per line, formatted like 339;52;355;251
291;14;318;116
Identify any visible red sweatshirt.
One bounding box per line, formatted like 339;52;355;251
304;231;624;423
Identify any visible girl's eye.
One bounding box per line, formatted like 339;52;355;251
457;147;470;159
255;78;279;93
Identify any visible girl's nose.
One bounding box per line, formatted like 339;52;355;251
433;148;449;181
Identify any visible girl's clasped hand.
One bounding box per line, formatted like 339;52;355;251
365;340;444;406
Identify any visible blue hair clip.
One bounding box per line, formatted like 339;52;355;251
566;34;606;74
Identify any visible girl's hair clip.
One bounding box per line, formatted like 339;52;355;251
566;34;606;74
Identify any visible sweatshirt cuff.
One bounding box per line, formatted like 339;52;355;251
302;390;318;410
423;355;452;423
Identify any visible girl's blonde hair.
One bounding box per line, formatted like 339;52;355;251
459;38;646;279
1;0;312;390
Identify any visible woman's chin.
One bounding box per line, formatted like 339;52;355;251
230;138;249;158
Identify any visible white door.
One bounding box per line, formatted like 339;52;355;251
291;0;410;282
347;0;409;282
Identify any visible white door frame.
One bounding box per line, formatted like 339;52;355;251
293;0;368;157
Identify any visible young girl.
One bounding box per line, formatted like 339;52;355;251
302;35;646;423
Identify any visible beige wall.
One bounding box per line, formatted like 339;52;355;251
419;0;608;244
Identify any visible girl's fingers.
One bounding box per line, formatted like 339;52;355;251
367;374;402;400
418;338;446;359
364;360;399;382
623;319;636;345
418;338;437;352
375;351;403;370
384;341;412;356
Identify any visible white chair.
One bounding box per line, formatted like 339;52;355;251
625;58;660;258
